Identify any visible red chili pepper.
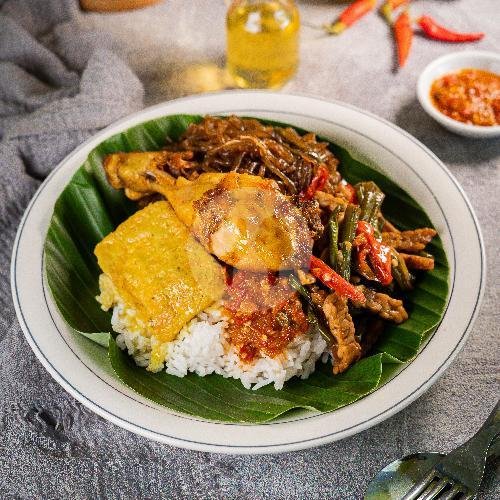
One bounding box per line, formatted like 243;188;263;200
356;221;393;285
417;15;484;43
309;256;366;303
326;0;377;35
389;0;408;8
342;181;358;204
300;165;330;201
380;0;408;24
394;10;413;67
356;242;372;275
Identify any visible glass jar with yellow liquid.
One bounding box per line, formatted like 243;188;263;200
226;0;300;89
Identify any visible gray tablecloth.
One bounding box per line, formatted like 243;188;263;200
0;0;498;498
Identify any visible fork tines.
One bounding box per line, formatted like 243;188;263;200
403;469;473;500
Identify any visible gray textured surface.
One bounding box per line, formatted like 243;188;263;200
1;0;499;498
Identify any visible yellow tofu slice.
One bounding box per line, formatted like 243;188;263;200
94;201;224;343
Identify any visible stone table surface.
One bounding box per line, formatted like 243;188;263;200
1;0;499;498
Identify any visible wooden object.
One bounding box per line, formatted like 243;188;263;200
80;0;162;12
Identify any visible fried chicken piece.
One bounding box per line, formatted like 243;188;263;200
103;159;315;272
103;151;195;200
353;285;408;324
381;228;436;252
190;173;313;271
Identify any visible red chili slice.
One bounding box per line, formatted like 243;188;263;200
309;256;366;303
356;221;393;285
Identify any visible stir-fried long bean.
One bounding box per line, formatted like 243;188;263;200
288;275;332;345
339;204;359;242
307;307;332;345
328;206;342;269
289;274;316;308
391;249;414;291
355;181;385;227
338;204;360;281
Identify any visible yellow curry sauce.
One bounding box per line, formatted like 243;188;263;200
430;68;500;126
95;201;224;344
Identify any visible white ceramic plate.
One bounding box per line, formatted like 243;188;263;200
11;92;484;454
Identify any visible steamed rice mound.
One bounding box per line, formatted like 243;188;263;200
98;273;327;390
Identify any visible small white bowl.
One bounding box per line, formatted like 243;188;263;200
417;50;500;138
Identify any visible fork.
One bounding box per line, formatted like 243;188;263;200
403;400;500;500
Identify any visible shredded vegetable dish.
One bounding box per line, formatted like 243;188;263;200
95;116;437;389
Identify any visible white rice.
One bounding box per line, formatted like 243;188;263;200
104;281;327;390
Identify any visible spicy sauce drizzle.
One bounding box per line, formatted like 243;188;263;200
224;270;308;363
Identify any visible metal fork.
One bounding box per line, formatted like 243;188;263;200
403;400;500;500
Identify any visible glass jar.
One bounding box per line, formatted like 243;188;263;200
226;0;300;89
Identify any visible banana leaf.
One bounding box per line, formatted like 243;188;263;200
44;114;449;423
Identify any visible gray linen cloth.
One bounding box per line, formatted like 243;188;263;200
0;0;143;327
0;0;498;499
0;0;143;493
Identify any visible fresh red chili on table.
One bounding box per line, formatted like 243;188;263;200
380;0;408;24
417;15;484;43
393;10;413;67
309;256;366;303
326;0;377;35
356;221;393;285
300;165;330;201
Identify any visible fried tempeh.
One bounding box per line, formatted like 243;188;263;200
353;285;408;324
314;190;347;211
380;217;400;233
381;228;436;252
399;252;435;270
359;318;385;357
322;293;361;374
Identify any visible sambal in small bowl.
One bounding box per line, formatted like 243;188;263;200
417;50;500;138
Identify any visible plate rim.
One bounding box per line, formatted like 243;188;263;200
11;91;486;454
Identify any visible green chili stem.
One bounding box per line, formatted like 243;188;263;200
288;274;333;345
